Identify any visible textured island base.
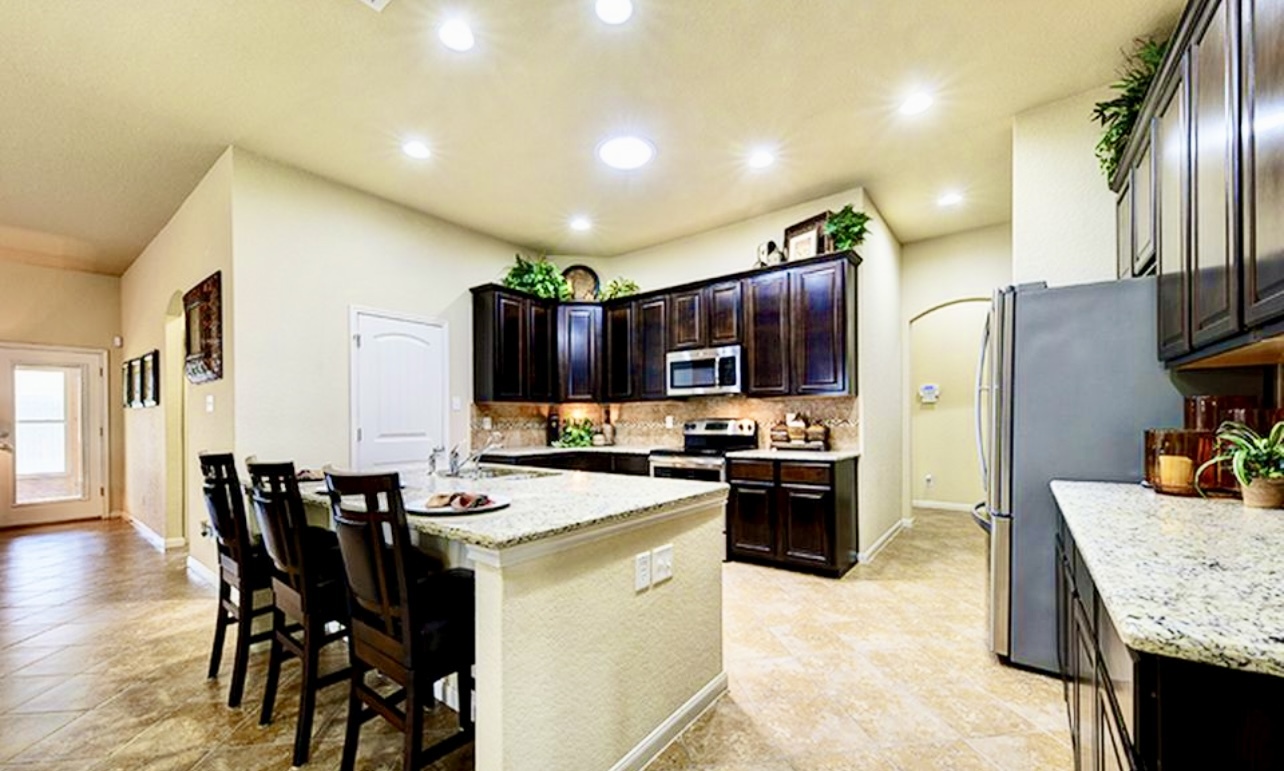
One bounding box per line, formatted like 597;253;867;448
471;497;726;771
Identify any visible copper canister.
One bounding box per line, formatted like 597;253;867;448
1184;395;1260;431
1145;429;1227;496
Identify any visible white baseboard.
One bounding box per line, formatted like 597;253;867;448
857;519;906;564
125;515;167;552
608;671;728;771
185;555;218;587
912;499;977;513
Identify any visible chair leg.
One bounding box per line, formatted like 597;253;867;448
227;586;255;708
259;609;285;726
403;679;423;771
207;582;230;679
293;625;320;766
340;668;364;771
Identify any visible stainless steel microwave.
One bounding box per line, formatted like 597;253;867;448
666;345;742;397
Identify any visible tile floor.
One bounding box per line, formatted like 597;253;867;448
0;510;1069;770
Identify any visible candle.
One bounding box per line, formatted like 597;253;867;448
1157;454;1194;489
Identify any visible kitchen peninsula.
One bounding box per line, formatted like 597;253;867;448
301;466;728;771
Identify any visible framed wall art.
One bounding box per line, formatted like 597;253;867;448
783;213;831;262
184;271;223;384
140;350;159;407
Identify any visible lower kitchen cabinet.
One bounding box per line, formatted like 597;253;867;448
482;451;650;476
726;457;857;577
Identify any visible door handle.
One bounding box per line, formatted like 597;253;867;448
974;313;991;493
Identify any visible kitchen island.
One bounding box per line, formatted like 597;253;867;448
301;466;729;771
1051;480;1284;769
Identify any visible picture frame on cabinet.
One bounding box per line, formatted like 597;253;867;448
784;213;830;261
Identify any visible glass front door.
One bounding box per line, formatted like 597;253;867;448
0;346;106;527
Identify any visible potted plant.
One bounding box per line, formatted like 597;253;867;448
824;205;872;252
1092;37;1169;182
1195;421;1284;508
598;277;640;301
503;254;572;300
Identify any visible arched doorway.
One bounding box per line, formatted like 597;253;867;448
164;291;187;546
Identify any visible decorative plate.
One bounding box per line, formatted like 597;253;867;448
562;265;601;301
409;494;511;516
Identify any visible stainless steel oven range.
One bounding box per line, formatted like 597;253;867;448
648;418;757;482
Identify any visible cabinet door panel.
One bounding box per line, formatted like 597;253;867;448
709;281;743;346
1134;143;1156;273
1157;66;1191;360
779;485;833;566
791;261;848;394
1118;181;1134;279
1075;602;1098;771
1242;0;1284;324
495;295;527;400
745;272;791;395
1190;0;1241;346
728;484;777;558
527;301;555;402
558;305;602;402
637;298;669;399
604;302;636;401
668;289;706;350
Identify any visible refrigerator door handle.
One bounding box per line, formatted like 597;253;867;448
971;501;992;533
975;312;992;494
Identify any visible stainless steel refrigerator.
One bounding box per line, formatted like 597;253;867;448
973;277;1185;674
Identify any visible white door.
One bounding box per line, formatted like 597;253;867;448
352;311;448;470
0;345;107;527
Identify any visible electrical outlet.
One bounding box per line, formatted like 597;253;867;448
925;474;933;487
481;416;493;430
634;552;652;592
665;415;675;429
652;544;674;584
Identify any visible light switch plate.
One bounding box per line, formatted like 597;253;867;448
665;415;675;429
652;544;674;584
481;416;493;430
205;394;215;413
634;552;651;592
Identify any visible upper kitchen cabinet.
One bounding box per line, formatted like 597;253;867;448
473;286;557;402
636;296;669;400
1188;0;1240;348
791;259;855;395
708;281;744;346
1117;178;1134;280
745;270;791;396
668;288;706;350
558;303;603;402
1157;65;1192;361
603;301;636;402
1134;139;1157;275
1241;0;1284;325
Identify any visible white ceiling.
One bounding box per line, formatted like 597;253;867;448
0;0;1182;275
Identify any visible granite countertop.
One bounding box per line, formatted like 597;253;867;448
1051;480;1284;678
300;465;726;551
479;445;662;458
726;448;861;462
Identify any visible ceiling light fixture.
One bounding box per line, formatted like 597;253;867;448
747;149;776;170
401;140;431;159
570;216;593;231
597;135;655;170
438;19;475;51
937;191;964;207
899;91;934;116
595;0;634;24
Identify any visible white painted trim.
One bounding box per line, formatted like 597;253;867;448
911;499;976;513
186;555;218;587
348;307;450;469
465;494;727;569
607;671;728;771
165;536;188;549
125;514;166;552
857;518;905;563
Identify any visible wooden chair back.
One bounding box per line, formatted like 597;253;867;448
199;453;255;566
246;460;314;609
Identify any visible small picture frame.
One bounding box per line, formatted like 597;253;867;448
127;359;144;409
784;213;831;262
141;350;159;408
122;363;134;408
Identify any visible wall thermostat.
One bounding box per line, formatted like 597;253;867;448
918;383;941;404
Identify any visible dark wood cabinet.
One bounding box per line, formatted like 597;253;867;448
1117;179;1134;279
708;281;743;346
1134;142;1156;274
473;286;557;403
636;296;669;400
668;288;706;350
482;450;651;476
557;304;602;402
603;301;636;401
1156;67;1192;360
744;271;791;396
726;457;857;577
791;260;853;395
1241;0;1284;325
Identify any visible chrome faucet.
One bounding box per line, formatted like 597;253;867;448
427;445;446;477
446;432;504;477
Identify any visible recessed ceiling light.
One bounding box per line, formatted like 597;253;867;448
438;19;475;51
595;0;633;24
900;91;934;116
569;216;593;231
747;149;776;170
597;136;655;170
401;140;431;159
937;191;964;207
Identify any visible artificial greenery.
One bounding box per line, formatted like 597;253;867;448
599;277;640;301
503;254;572;300
1092;37;1169;181
553;418;595;448
824;205;871;251
1195;421;1284;495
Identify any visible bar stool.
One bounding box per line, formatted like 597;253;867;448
324;468;475;771
199;452;274;709
248;460;351;766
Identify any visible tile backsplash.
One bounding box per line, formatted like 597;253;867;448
472;396;859;451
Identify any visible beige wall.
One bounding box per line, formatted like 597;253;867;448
230;150;523;474
121;148;235;566
0;260;123;510
902;224;1012;510
1012;86;1117;287
575;187;905;554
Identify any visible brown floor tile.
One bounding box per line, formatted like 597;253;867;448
0;711;84;762
967;731;1075;770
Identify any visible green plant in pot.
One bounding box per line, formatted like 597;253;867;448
1195;421;1284;508
824;205;871;252
599;277;640;301
503;254;572;300
553;418;595;448
1092;36;1169;181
